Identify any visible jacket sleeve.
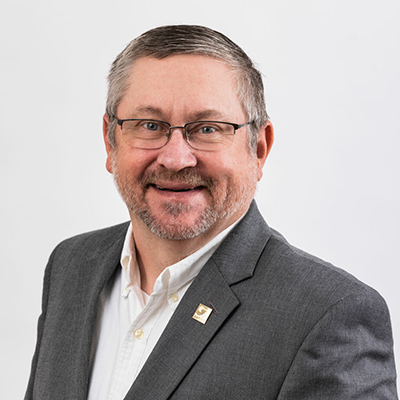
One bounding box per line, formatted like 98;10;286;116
277;288;398;399
24;250;54;400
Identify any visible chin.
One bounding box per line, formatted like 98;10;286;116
138;203;219;240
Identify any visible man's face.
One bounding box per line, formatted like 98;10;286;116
104;55;270;240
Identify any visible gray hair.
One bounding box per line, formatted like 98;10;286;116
106;25;269;151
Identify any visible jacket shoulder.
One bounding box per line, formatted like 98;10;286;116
50;221;130;260
260;227;386;311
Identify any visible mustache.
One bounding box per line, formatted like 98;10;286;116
138;169;216;189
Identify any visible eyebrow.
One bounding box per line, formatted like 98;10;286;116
127;106;228;122
189;109;227;121
128;106;165;119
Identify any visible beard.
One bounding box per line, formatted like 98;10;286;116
111;154;258;240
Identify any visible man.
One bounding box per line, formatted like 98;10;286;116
25;25;397;399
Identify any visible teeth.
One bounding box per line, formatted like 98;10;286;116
155;185;193;192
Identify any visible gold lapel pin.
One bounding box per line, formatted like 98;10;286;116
193;303;213;324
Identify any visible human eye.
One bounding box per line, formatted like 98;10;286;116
199;125;217;134
128;120;168;142
189;123;222;136
141;121;161;131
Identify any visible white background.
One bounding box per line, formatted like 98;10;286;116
1;0;399;398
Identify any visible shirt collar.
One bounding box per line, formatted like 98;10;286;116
120;223;136;286
120;213;245;298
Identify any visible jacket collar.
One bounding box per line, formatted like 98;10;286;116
211;201;271;285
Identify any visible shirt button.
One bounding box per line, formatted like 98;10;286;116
134;329;144;340
171;294;179;302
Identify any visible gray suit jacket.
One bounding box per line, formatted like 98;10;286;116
25;202;398;399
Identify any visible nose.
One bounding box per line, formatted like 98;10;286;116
156;128;197;171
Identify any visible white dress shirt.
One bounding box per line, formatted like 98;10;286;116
88;219;240;400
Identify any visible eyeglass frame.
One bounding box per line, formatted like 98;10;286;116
114;117;252;150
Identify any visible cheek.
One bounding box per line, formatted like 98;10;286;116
113;148;158;176
213;152;256;179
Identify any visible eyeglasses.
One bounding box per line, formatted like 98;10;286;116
115;118;251;151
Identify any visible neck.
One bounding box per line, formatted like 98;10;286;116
129;209;245;294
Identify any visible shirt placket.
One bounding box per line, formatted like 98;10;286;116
107;287;166;400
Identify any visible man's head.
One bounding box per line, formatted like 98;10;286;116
103;25;273;241
105;25;269;152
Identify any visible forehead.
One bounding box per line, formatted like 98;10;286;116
118;55;245;121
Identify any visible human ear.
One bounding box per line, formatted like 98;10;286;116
256;121;274;181
103;113;113;174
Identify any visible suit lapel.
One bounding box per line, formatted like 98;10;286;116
124;202;271;400
73;224;128;398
